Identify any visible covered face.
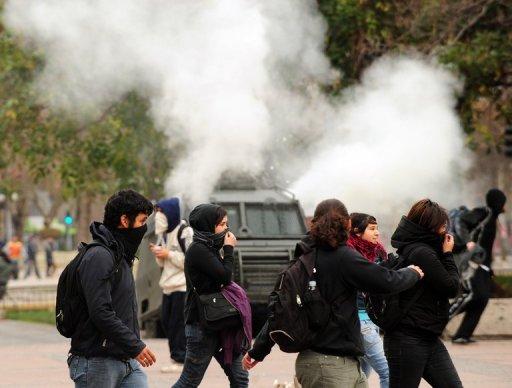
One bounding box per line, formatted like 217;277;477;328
189;204;228;251
154;211;168;235
156;197;181;233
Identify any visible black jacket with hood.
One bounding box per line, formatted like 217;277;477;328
70;222;146;359
183;204;234;325
249;235;420;361
390;217;460;338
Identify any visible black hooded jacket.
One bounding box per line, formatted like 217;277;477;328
390;217;460;337
184;204;234;324
249;235;420;361
70;222;145;359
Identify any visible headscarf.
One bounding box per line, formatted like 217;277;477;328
189;204;227;251
156;197;181;232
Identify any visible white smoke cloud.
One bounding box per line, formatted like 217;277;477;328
292;56;470;218
4;0;337;205
4;1;469;216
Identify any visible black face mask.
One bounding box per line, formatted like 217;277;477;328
193;228;228;251
212;229;228;251
113;224;147;260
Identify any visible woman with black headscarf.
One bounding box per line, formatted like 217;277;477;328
172;204;249;388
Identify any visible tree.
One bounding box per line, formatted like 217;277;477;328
0;12;173;240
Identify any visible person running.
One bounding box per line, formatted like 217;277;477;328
243;199;424;388
385;199;462;387
347;213;389;388
451;188;507;344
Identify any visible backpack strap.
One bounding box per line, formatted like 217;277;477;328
177;223;188;253
470;206;493;245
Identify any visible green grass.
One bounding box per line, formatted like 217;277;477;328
4;309;55;325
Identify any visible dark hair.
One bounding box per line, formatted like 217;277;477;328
310;199;350;248
350;213;377;235
406;199;448;233
103;189;153;229
215;207;228;226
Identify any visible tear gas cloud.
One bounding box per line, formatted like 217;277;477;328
4;0;469;218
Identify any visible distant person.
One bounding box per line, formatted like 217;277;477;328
5;235;24;279
44;237;56;277
243;199;423;388
451;188;507;344
386;199;462;387
24;234;41;279
0;247;11;299
149;197;193;373
347;213;389;388
67;189;156;388
172;203;252;388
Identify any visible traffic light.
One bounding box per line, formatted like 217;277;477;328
505;127;512;158
64;211;73;226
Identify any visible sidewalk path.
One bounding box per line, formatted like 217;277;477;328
1;319;511;387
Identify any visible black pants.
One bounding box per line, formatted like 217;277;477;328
161;291;186;363
453;267;492;339
384;332;462;388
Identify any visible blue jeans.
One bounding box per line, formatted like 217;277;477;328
68;355;148;388
360;319;389;388
172;324;249;388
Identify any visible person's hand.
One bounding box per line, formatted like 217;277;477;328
443;233;454;253
466;241;476;251
150;244;169;260
224;231;237;247
242;353;258;370
408;265;424;279
135;346;156;367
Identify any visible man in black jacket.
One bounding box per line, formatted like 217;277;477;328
68;189;156;388
452;188;507;344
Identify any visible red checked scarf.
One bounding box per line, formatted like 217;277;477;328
347;234;387;263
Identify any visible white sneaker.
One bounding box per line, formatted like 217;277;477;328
160;361;183;373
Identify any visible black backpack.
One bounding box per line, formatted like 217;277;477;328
267;248;330;353
448;206;470;248
364;246;424;333
55;241;117;338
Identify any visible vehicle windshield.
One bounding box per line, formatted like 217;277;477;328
220;203;305;236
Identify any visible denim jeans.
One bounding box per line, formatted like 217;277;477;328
172;324;248;388
384;331;462;388
360;319;389;388
68;355;148;388
295;349;368;388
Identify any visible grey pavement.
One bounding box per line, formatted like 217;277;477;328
1;319;512;387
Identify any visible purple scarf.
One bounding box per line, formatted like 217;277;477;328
219;282;252;366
